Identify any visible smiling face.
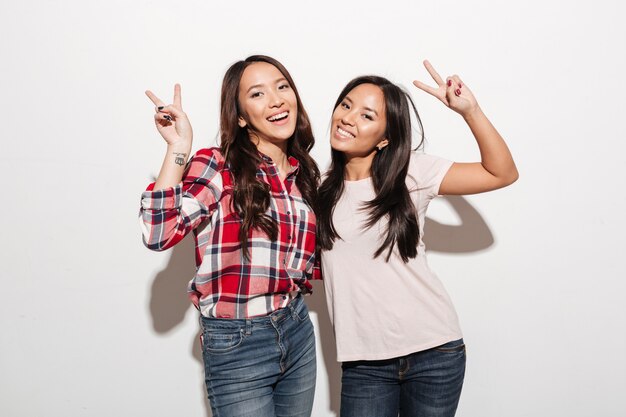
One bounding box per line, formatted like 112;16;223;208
331;83;389;159
237;62;298;148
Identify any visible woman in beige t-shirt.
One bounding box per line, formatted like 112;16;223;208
317;61;518;417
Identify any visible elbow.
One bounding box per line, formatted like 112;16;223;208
141;235;168;252
140;221;172;252
502;167;519;187
142;237;168;252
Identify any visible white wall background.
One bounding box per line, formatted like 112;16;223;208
1;0;625;416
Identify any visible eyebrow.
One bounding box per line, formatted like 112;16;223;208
344;95;379;116
246;77;288;94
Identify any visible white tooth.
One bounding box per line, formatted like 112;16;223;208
269;112;288;121
338;127;354;138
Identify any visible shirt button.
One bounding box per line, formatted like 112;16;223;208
287;211;291;215
288;235;292;240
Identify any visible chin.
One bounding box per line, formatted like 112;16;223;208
330;140;349;153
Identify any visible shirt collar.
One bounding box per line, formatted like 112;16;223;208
258;151;300;176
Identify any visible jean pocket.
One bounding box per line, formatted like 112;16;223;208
203;329;244;354
433;339;465;353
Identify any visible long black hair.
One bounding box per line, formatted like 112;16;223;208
317;75;424;262
220;55;320;259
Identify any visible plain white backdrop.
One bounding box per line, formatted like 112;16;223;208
1;0;625;416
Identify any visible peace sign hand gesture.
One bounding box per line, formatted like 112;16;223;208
412;60;479;119
145;84;193;147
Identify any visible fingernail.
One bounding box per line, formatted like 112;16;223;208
158;106;164;110
455;89;461;96
447;80;452;87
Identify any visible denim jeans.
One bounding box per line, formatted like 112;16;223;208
200;295;316;417
340;339;466;417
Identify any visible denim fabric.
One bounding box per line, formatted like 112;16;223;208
340;339;466;417
200;295;316;417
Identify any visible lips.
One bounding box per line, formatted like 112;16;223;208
267;111;289;123
336;125;356;139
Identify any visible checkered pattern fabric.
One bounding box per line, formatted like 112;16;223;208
140;147;318;318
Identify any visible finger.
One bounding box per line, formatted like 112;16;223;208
412;80;439;97
145;90;166;107
451;74;463;89
423;60;445;86
445;77;458;102
159;105;186;119
173;83;182;108
449;75;464;97
154;112;172;124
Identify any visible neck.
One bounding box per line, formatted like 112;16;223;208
251;134;290;177
344;151;376;181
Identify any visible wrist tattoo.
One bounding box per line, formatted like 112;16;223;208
173;152;187;166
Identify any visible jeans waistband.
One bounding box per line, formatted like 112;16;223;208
200;293;305;333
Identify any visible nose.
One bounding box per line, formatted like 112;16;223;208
268;89;284;108
341;109;356;126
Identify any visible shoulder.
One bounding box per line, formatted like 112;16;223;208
409;151;452;172
193;147;224;163
407;151;453;190
188;147;226;171
184;147;229;185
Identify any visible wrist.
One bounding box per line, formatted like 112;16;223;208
462;106;484;123
166;141;192;153
166;143;191;167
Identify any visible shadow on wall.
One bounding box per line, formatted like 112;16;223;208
424;195;494;253
148;234;211;416
148;195;492;417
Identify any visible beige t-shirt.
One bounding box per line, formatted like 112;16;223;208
321;152;462;362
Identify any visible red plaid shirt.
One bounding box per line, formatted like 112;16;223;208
140;147;318;318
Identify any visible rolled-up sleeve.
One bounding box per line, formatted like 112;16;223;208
139;148;223;251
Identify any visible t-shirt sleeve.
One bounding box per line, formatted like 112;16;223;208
407;152;454;199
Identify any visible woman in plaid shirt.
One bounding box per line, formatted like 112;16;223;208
140;56;320;417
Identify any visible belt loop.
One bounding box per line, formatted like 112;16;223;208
245;319;252;335
288;296;298;319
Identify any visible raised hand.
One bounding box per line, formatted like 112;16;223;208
145;84;193;146
412;60;479;118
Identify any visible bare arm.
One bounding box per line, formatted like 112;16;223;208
145;83;193;190
413;61;518;195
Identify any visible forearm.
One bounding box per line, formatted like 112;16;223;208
464;107;518;183
153;142;192;190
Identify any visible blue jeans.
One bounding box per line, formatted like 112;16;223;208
340;339;466;417
200;295;316;417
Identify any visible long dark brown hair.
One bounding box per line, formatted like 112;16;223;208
220;55;319;259
317;75;424;262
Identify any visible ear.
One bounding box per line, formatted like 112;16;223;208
238;116;247;128
376;138;389;151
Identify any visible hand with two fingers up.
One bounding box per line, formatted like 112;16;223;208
412;60;480;119
145;83;193;147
